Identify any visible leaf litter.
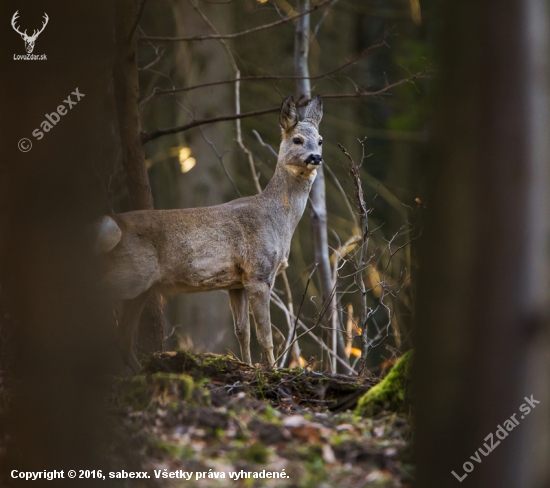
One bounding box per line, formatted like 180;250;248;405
110;351;414;487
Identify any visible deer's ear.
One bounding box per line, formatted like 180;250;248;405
279;96;299;132
304;95;323;128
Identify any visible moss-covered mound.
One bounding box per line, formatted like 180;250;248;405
141;350;375;410
142;350;253;383
355;351;413;417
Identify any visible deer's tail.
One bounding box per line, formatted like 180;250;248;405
95;216;122;254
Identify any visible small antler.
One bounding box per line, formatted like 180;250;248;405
28;12;49;41
11;11;28;38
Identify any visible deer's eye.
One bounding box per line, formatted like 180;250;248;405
318;139;323;146
293;137;303;144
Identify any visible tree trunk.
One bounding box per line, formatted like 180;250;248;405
0;1;116;481
113;0;165;357
414;0;550;486
294;0;348;372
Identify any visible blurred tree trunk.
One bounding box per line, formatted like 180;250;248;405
414;0;550;487
294;0;348;372
114;0;165;357
0;2;117;484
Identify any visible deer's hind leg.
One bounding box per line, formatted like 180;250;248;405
117;289;151;374
229;288;251;364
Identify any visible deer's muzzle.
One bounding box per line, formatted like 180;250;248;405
305;154;322;165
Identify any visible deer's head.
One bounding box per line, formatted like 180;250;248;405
278;95;323;179
11;11;49;54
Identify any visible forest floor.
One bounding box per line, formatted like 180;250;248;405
110;351;414;487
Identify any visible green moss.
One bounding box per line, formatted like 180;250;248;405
154;440;193;459
141;350;251;383
355;351;413;417
117;373;194;410
241;441;270;464
118;375;150;410
150;372;194;404
260;405;281;423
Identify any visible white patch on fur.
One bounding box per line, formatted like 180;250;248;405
285;164;318;180
95;216;122;254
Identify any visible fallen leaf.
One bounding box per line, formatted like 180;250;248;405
283;415;307;428
322;444;336;463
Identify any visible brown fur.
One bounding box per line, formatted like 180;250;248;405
98;96;324;373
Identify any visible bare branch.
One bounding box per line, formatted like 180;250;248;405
184;0;263;194
141;70;429;144
339;142;370;373
323;162;359;230
252;130;278;159
311;0;339;42
325;70;430;100
278;264;318;368
175;97;243;197
138;46;164;72
139;0;333;43
235;70;262;193
141;106;278;144
144;33;388;99
296;320;356;374
129;0;147;40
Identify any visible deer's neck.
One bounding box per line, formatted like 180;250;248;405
260;162;315;235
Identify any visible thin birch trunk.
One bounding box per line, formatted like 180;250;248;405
294;0;348;372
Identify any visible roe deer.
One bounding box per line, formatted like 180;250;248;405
97;95;323;373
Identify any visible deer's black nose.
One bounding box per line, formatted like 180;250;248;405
305;154;322;165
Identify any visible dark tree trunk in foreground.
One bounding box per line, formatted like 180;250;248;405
415;0;550;487
0;2;117;484
114;0;165;357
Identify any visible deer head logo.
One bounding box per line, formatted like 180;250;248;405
11;11;49;54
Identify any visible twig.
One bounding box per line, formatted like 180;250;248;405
281;271;300;364
279;264;318;368
324;71;430;99
138;47;165;72
142;106;282;144
330;235;361;371
338;143;370;374
296;319;355;374
140;0;333;42
252;130;278;159
280;280;337;364
323;162;358;231
174;96;242;197
236;71;262;193
176;0;263;193
311;0;339;42
129;0;147;40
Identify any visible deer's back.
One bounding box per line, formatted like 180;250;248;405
103;196;286;299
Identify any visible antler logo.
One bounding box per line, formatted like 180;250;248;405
11;11;49;54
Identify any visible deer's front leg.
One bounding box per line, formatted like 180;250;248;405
246;281;276;367
228;288;251;364
117;290;151;374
